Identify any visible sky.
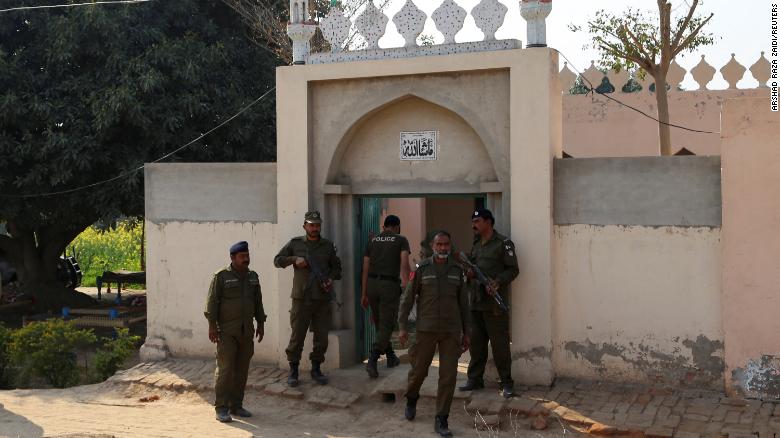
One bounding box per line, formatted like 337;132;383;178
370;0;771;90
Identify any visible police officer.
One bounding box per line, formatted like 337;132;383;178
361;215;411;378
459;209;519;398
274;211;342;387
204;241;266;423
399;231;470;438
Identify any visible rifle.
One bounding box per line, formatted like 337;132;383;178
457;251;509;313
305;256;342;309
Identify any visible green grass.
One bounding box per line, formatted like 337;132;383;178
68;222;143;287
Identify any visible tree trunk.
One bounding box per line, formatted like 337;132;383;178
0;222;95;312
653;73;673;156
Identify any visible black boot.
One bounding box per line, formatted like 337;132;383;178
434;415;453;437
287;362;299;387
458;379;484;391
404;396;418;421
366;350;380;378
311;361;328;385
501;382;515;399
386;349;400;368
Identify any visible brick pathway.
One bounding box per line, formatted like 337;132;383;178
109;360;780;437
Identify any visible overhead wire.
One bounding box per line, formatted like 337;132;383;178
0;0;151;14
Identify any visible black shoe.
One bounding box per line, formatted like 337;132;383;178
215;408;232;423
435;415;453;437
366;350;380;378
230;407;252;417
287;362;299;387
501;384;515;399
404;396;418;421
386;350;400;368
311;361;329;385
458;379;484;391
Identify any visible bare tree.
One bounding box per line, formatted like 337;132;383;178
571;0;715;155
221;0;392;64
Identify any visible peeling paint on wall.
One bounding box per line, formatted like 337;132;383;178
562;335;724;388
731;355;780;399
164;325;194;339
513;346;551;361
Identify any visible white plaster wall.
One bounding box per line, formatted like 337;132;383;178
553;224;724;388
145;220;279;363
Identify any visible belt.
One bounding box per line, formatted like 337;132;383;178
368;273;400;282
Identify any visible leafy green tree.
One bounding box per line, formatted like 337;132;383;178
0;0;279;309
571;0;715;155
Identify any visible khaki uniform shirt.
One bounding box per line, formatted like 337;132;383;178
469;230;519;312
398;258;470;334
274;236;342;300
204;265;266;336
365;231;410;278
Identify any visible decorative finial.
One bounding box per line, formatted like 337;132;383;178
520;0;553;48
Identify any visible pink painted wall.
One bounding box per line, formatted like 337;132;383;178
563;89;769;157
721;97;780;398
384;198;425;266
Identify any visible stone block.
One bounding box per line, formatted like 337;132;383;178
688;404;717;416
662;415;682;428
282;388;304;400
507;397;537;415
625;413;655;428
725;411;743;423
646;427;675;438
740;413;755;425
674;432;701;438
467;398;492;414
678;420;709;433
263;383;286;396
685;413;712;422
476;414;501;430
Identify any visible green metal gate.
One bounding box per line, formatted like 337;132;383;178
354;197;382;361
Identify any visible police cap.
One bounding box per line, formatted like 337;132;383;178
304;211;322;224
471;208;495;225
229;241;249;255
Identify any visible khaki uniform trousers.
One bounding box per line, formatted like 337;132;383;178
405;331;461;416
367;277;401;353
286;298;331;363
215;331;254;410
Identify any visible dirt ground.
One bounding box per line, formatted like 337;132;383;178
0;380;575;438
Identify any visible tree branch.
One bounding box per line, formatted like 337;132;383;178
622;25;655;68
672;13;713;58
597;41;654;73
671;0;699;49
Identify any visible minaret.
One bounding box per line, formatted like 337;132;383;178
287;0;318;64
520;0;552;48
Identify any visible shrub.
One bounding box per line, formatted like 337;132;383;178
9;319;96;388
92;328;141;381
0;323;12;388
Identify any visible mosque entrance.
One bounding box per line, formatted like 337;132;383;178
353;195;486;360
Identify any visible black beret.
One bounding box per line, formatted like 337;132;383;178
229;241;249;255
471;208;495;224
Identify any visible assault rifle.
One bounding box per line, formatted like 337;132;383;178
305;256;342;309
457;251;509;313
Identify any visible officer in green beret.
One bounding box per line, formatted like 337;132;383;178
274;211;342;386
399;231;470;437
459;209;519;398
204;241;266;423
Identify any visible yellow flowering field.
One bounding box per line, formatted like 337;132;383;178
68;221;143;287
